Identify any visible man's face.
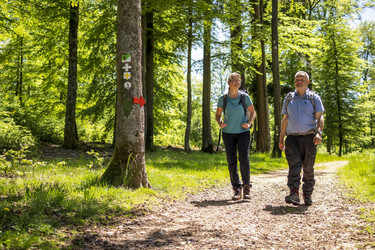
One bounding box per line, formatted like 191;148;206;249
294;74;309;90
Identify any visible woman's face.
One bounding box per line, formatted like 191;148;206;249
228;76;241;89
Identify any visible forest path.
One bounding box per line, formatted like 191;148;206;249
76;161;375;249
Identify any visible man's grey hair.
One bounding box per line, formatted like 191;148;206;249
295;71;310;82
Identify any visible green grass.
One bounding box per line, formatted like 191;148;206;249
0;146;330;248
0;145;363;248
338;150;375;202
315;152;348;163
338;149;375;235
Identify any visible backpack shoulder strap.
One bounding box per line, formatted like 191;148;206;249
307;90;316;112
223;94;228;114
238;92;247;114
285;92;295;111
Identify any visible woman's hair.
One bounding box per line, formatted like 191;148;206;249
228;72;241;83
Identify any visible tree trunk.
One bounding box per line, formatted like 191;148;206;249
142;11;147;147
145;9;154;149
254;0;271;152
229;0;245;89
63;2;79;149
16;37;23;103
101;0;150;188
271;0;282;158
371;112;374;148
202;0;214;153
333;37;343;156
184;4;193;152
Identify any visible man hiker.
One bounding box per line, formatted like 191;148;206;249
278;71;325;206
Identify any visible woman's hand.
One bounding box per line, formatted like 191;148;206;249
241;123;252;129
219;122;227;129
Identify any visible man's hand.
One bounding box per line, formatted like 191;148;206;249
278;140;285;151
313;133;322;145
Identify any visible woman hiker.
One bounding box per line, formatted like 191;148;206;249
215;72;256;201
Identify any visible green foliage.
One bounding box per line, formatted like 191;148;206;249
0;116;35;150
312;1;364;155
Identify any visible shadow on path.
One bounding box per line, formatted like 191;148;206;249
263;205;309;215
191;199;246;207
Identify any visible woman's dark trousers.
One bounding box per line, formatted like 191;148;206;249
222;131;251;190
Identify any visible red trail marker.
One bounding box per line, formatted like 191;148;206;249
133;96;146;107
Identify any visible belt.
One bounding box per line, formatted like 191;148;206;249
287;129;316;136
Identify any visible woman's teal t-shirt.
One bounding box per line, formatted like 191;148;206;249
217;93;253;134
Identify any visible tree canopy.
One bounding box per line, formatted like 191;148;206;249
1;0;374;155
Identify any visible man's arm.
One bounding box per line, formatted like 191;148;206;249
278;114;288;151
313;111;324;145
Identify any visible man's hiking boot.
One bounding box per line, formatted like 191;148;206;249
303;193;312;206
232;188;242;201
285;188;300;205
243;184;251;201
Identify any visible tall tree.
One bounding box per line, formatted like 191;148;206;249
63;1;79;149
185;2;194;152
145;4;155;149
253;0;270;152
101;0;150;187
271;0;282;158
202;0;214;153
228;0;246;88
313;1;362;155
359;21;375;149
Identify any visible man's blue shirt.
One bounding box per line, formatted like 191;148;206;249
217;93;253;134
281;89;325;134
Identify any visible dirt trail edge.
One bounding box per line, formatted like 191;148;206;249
74;161;375;249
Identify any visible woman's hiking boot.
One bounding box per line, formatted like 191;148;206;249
303;193;312;206
285;188;300;205
243;184;251;201
232;187;242;201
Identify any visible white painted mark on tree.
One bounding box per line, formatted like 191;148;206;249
124;82;131;90
122;63;132;71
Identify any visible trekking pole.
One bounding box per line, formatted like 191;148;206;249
249;120;255;151
216;129;222;152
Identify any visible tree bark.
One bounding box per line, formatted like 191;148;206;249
101;0;150;188
63;2;79;149
271;0;282;158
145;9;154;149
16;37;23;103
254;0;271;152
332;37;343;156
184;4;193;152
202;0;214;153
229;0;245;89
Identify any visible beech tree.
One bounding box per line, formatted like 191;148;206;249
202;0;214;153
271;0;282;158
252;0;270;152
185;1;194;152
63;1;79;149
101;0;150;187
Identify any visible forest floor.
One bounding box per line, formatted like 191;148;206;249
68;160;375;249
